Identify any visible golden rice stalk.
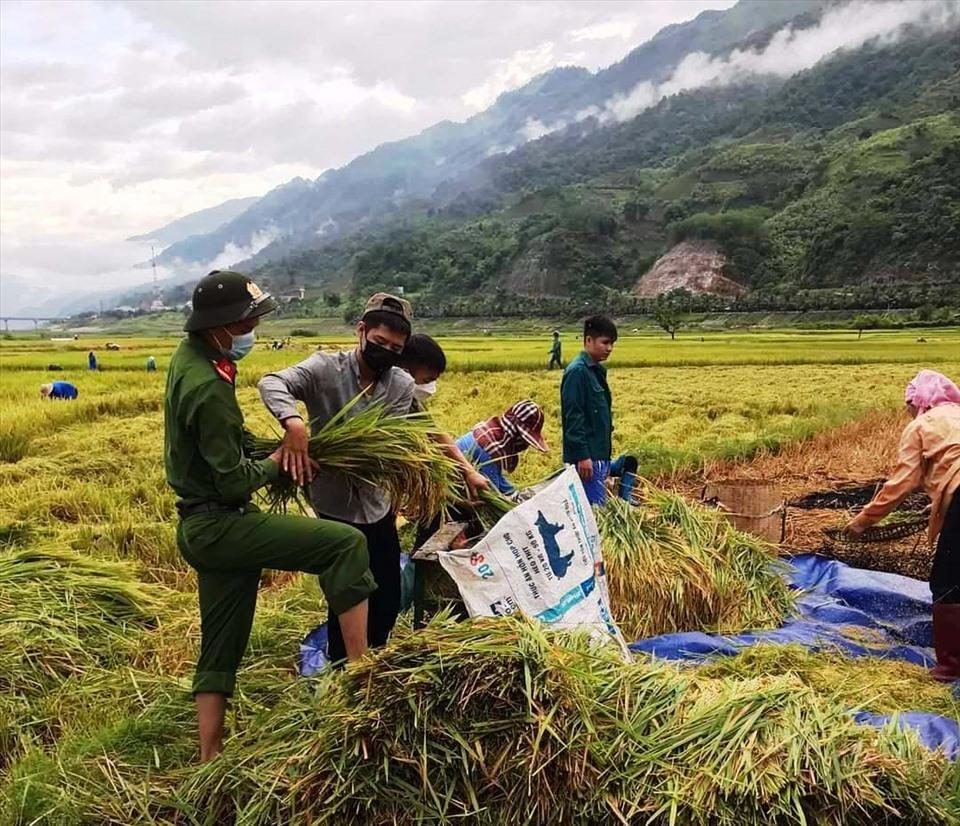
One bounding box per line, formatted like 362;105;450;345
597;485;794;639
249;400;465;521
176;616;956;826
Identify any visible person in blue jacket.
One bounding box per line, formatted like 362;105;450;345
88;351;97;371
40;381;78;400
456;400;548;499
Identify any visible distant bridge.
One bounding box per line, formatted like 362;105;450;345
0;316;62;331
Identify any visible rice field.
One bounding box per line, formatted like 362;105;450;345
1;331;958;823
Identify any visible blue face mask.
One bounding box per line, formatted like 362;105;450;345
226;331;256;361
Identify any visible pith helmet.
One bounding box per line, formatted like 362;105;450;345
184;271;278;332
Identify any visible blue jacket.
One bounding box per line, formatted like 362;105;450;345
50;381;78;400
456;432;516;497
560;350;612;463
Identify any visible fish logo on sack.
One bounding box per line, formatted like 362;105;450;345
535;511;574;578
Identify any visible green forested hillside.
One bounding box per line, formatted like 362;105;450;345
253;29;960;313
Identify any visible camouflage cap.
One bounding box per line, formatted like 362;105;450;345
362;292;413;325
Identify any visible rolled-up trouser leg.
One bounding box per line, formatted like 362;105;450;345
178;509;376;695
582;460;611;506
194;570;260;696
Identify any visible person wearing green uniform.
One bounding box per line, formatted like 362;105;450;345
165;270;375;761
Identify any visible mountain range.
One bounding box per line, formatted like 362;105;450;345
50;0;960;316
152;0;823;272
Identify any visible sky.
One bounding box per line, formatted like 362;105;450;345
0;0;734;305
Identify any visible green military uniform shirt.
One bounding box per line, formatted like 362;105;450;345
164;334;278;506
560;350;613;464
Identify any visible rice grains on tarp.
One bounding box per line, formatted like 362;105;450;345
597;487;794;640
181;617;957;825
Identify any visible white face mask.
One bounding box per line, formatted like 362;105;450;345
413;380;437;402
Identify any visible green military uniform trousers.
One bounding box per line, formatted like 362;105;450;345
177;505;376;696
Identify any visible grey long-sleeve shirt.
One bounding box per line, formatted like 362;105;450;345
258;349;414;524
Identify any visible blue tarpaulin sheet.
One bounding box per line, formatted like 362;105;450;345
630;553;958;759
630;554;934;664
301;551;958;758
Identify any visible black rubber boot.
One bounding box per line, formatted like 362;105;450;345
930;602;960;683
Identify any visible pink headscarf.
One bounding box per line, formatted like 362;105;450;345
904;369;960;414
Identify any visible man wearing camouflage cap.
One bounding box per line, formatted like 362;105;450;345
165;270;374;761
259;292;416;663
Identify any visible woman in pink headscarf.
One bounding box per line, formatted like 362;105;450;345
847;369;960;682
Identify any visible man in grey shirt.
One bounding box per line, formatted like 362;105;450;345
258;293;414;662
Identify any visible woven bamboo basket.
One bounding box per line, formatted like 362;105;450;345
701;479;785;543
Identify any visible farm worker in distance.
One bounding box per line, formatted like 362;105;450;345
457;400;549;500
146;355;157;372
39;381;78;400
846;369;960;682
165;270;373;761
259;293;415;665
548;330;562;370
87;351;97;370
560;314;638;506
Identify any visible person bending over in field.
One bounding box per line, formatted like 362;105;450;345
40;381;78;400
165;270;373;761
560;315;638;506
259;293;417;665
457;400;549;500
846;369;960;683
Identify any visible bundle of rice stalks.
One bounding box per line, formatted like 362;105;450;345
0;547;166;764
690;643;960;718
179;616;956;826
473;486;516;530
597;486;794;640
248;401;463;521
66;520;185;586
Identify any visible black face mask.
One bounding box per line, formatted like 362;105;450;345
362;338;401;374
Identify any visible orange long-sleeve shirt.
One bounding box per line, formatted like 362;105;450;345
859;403;960;543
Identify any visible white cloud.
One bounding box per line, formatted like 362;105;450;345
570;19;638;43
461;42;559;110
602;0;960;123
0;0;735;303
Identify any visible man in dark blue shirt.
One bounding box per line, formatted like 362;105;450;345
560;315;636;506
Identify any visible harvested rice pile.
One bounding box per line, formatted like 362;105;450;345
597;486;795;639
0;547;165;765
689;643;960;719
181;617;957;825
